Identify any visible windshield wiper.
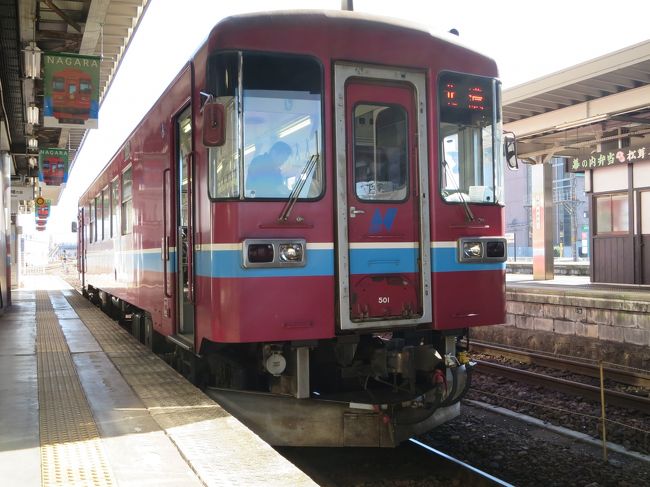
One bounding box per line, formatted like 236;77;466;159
442;159;475;223
278;152;319;222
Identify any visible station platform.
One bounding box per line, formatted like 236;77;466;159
0;275;316;487
472;273;650;369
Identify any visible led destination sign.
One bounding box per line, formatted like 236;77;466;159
442;82;487;111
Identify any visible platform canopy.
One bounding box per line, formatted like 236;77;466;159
503;40;650;163
0;0;149;206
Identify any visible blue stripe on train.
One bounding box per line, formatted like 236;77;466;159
137;247;505;277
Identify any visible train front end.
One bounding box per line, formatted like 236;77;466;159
194;12;509;447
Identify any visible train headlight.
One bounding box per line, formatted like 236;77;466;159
247;243;274;263
462;241;483;259
243;239;307;268
458;237;507;263
279;243;304;262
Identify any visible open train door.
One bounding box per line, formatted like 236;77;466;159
334;64;431;330
163;104;196;350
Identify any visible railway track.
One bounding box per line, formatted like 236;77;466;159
408;438;515;486
470;341;650;413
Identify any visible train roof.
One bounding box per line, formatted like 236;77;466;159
209;9;496;66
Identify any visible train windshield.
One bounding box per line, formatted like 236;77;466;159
439;72;504;205
207;52;323;200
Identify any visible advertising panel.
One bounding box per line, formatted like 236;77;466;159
43;53;100;128
38;148;69;186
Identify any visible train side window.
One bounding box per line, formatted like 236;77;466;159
102;187;110;240
95;195;102;240
110;178;119;238
89;200;95;243
122;167;133;235
353;104;408;201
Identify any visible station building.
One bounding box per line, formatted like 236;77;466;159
503;40;650;285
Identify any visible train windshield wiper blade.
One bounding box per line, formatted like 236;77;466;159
278;152;319;222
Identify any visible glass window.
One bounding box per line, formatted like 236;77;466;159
595;193;629;234
439;72;503;204
121;167;133;235
207;52;324;200
353;104;408;201
111;178;119;237
95;195;102;240
89;201;95;243
53;77;64;91
102;187;110;240
80;80;91;94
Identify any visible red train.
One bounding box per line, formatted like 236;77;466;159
51;67;92;124
40;157;66;186
78;10;515;447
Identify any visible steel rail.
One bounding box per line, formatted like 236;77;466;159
475;360;650;413
409;438;515;487
470;341;650;389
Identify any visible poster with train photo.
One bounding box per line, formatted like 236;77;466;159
43;53;100;128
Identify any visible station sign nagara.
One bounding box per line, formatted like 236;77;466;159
568;144;648;172
43;52;100;129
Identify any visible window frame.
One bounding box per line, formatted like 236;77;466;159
437;71;503;206
110;177;119;238
594;192;629;236
121;165;133;235
352;101;409;203
206;50;326;202
102;186;110;241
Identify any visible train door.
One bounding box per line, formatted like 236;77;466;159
175;106;195;342
334;64;431;330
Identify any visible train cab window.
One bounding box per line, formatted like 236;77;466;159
439;72;504;205
121;167;133;235
110;178;119;238
353;105;408;201
53;77;64;92
80;80;91;94
207;52;323;200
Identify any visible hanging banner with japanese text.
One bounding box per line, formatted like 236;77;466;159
43;52;100;128
568;144;649;172
38;148;69;186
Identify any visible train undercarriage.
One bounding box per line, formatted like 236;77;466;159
87;286;474;447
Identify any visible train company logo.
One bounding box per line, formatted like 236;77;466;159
43;52;100;129
369;208;398;233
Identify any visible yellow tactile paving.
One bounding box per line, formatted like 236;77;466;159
36;292;115;487
63;291;317;487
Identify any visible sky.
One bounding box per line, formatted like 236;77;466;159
45;0;650;241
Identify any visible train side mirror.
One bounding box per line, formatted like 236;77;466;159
504;131;519;170
71;221;77;233
203;102;226;147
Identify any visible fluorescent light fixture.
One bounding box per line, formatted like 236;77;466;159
279;116;311;138
28;157;37;168
27;104;39;125
555;114;608;131
27;136;38;150
24;42;42;79
244;144;256;155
